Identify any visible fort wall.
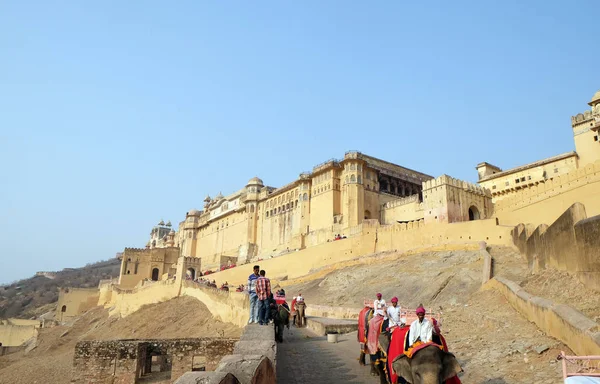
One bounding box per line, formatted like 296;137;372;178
484;277;600;356
0;324;38;347
199;219;514;286
55;287;101;321
494;160;600;227
107;279;179;318
512;203;600;291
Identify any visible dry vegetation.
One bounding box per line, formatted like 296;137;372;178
0;296;241;384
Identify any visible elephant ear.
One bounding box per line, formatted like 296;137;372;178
391;355;413;384
441;351;463;381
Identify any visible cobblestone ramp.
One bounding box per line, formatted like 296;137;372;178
277;327;375;384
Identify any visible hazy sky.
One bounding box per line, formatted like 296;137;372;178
1;1;598;284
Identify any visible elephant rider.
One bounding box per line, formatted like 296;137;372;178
386;297;402;332
408;305;433;347
374;293;387;319
292;293;305;325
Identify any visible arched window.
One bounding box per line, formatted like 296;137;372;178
357;175;362;184
345;176;349;183
286;203;290;210
303;193;308;200
266;212;269;218
350;175;356;182
61;305;67;313
350;164;356;171
295;200;298;207
151;268;159;281
250;205;255;213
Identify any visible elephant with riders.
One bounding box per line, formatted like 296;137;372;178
358;296;462;384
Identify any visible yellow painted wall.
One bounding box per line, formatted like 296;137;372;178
200;219;513;286
0;325;37;347
119;247;179;289
4;319;41;327
494;160;600;227
196;212;250;268
380;196;424;224
479;155;579;201
108;280;179;318
181;282;249;328
55;288;100;320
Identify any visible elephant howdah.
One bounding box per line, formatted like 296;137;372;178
356;306;462;384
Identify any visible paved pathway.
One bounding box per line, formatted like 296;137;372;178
277;326;376;384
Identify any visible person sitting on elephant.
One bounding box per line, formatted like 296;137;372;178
408;304;433;347
386;296;402;331
374;293;387;319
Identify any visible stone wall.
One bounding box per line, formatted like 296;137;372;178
494;160;600;227
72;338;238;384
513;203;600;291
0;324;38;347
175;325;276;384
190;219;513;286
55;287;101;321
181;282;250;328
484;277;600;356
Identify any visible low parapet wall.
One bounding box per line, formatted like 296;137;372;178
484;277;600;356
181;282;250;328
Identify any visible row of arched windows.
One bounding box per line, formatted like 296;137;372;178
266;200;299;218
266;190;299;208
344;174;363;184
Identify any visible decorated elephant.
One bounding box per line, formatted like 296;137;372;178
271;303;290;343
392;344;462;384
295;301;306;327
358;307;462;384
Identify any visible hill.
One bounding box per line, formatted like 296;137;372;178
0;258;121;319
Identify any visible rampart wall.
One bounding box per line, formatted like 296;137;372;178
484;277;600;356
0;324;38;347
512;203;600;291
199;218;513;286
494;160;600;227
56;287;100;321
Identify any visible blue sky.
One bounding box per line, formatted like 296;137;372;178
1;1;598;284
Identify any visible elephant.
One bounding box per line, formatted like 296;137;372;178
357;307;391;383
271;304;289;343
295;301;306;327
391;344;462;384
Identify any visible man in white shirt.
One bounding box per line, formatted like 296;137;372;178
408;305;433;347
373;293;387;319
386;297;402;330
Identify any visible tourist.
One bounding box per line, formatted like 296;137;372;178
386;297;402;330
247;265;260;324
374;293;387;319
408;304;433;347
256;269;271;325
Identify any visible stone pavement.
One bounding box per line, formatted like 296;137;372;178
277;326;376;384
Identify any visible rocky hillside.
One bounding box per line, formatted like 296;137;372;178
0;297;241;384
0;258;120;319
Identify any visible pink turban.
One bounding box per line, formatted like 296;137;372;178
416;305;426;315
376;293;382;298
391;297;398;303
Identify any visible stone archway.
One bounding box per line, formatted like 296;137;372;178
364;210;371;220
151;268;160;281
468;206;480;221
186;268;196;280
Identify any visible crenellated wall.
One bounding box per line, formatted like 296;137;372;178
494;160;600;227
422;174;493;224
